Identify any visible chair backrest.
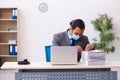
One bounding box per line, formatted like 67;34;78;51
45;45;51;62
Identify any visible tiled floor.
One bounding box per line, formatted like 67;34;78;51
0;70;16;80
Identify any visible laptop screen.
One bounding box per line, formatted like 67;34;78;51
51;46;77;65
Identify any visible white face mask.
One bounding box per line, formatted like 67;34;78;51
71;34;80;40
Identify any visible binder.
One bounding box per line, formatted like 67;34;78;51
12;45;16;55
12;8;17;19
0;57;1;66
9;45;13;55
9;45;17;55
14;45;17;55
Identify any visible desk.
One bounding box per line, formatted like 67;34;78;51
1;61;120;80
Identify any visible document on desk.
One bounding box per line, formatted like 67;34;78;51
81;50;105;65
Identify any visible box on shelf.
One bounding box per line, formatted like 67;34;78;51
8;40;16;44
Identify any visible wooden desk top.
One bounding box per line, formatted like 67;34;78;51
1;61;120;70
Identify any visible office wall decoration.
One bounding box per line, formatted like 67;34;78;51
39;2;48;13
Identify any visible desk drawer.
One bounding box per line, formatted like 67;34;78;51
15;71;117;80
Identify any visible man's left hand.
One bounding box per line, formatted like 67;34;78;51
85;44;94;51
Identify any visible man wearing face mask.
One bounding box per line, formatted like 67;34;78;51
52;19;94;62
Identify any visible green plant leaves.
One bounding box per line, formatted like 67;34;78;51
91;19;102;32
91;14;113;32
91;14;116;53
100;33;115;42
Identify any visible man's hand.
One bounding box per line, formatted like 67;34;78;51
76;45;83;53
85;44;94;51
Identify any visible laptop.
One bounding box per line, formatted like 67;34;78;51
51;46;77;65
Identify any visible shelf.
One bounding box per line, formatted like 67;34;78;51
0;19;17;21
0;31;17;33
0;7;17;9
0;7;18;67
0;55;17;57
0;43;17;45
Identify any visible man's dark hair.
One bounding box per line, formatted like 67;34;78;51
70;19;85;30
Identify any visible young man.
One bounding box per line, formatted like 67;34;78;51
52;19;94;61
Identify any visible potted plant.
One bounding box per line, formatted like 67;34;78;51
91;14;119;53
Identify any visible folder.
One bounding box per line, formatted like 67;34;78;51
12;8;17;19
0;57;1;66
9;45;13;55
15;45;17;55
9;45;17;55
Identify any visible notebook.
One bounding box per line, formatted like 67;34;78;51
51;46;77;65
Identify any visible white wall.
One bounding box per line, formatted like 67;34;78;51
0;0;120;62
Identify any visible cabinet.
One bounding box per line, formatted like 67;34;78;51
0;8;18;67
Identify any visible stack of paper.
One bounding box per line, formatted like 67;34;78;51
80;50;105;65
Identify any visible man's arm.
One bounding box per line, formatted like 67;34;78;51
76;35;94;52
85;44;94;51
52;34;60;46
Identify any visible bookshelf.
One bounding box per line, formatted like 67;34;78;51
0;8;18;67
